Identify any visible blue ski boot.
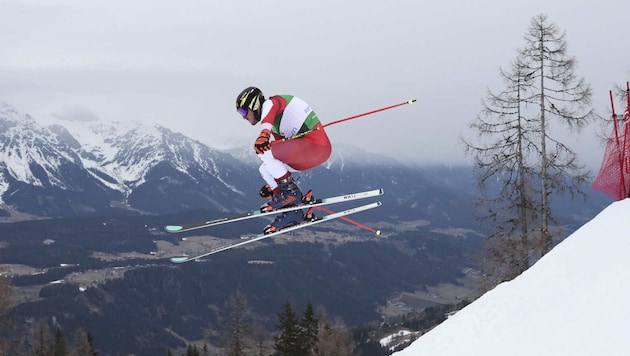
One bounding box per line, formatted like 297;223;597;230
260;173;303;212
263;210;304;234
263;207;318;234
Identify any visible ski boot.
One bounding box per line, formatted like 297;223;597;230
263;207;319;234
263;210;304;234
261;184;315;204
260;173;303;212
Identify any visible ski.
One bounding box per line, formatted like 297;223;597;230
170;201;382;263
164;188;383;233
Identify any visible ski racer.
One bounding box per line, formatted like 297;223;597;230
235;86;332;234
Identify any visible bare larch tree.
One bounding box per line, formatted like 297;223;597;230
463;13;596;285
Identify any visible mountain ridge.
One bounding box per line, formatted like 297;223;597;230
0;102;259;216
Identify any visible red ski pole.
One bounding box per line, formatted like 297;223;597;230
277;99;416;142
313;206;382;235
322;99;417;129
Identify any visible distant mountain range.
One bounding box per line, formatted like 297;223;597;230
0;101;266;217
0;101;612;230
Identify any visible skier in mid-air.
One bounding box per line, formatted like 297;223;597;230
236;86;332;234
167;91;412;261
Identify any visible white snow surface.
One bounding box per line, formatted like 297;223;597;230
380;330;413;347
394;198;630;356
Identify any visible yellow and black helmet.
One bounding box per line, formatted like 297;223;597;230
236;86;264;121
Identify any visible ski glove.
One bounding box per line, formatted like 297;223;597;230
254;129;271;154
259;184;274;198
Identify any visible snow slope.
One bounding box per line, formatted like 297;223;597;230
395;198;630;356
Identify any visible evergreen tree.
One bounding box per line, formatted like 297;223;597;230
87;333;98;356
185;344;200;356
86;333;97;356
53;327;68;356
300;302;318;355
70;328;97;356
274;301;301;355
32;319;53;356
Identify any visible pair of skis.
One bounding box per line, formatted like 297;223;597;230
165;189;383;263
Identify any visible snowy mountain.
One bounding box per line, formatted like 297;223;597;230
394;198;630;356
0;102;257;216
0;102;84;191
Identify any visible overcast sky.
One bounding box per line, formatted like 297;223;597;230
1;0;629;170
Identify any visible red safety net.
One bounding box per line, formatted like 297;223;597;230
592;83;630;200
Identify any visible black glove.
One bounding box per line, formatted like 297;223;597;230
259;184;274;198
254;129;271;154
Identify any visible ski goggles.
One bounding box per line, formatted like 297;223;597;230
236;107;248;116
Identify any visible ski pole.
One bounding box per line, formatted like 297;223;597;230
313;206;382;236
277;99;416;142
323;99;416;129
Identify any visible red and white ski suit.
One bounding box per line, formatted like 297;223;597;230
257;95;331;188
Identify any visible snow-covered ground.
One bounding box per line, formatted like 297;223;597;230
395;198;630;356
380;330;419;352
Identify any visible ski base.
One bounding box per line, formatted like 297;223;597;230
170;201;381;263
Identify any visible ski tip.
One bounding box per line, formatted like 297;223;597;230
407;99;417;104
165;225;183;233
375;230;382;236
170;256;189;264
